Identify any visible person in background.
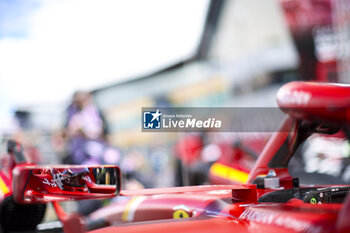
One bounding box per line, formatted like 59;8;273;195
63;91;109;165
62;91;111;216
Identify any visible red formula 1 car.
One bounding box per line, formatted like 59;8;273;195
2;81;350;233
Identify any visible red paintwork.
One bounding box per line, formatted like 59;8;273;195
120;184;248;196
4;82;350;233
276;81;350;123
336;193;350;231
90;203;343;233
175;134;203;166
316;61;337;82
210;81;350;185
280;0;333;33
247;117;293;183
280;0;337;83
216;143;252;173
85;82;350;233
209;138;268;185
12;165;120;204
89;184;256;224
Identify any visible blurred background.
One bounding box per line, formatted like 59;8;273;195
1;0;350;190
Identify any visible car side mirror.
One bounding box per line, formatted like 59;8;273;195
12;165;121;204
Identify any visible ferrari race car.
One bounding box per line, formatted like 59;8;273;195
1;81;350;233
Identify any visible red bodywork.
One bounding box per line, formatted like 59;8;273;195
280;0;338;82
208;136;268;185
83;82;350;233
12;165;120;204
3;82;350;233
209;0;340;186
